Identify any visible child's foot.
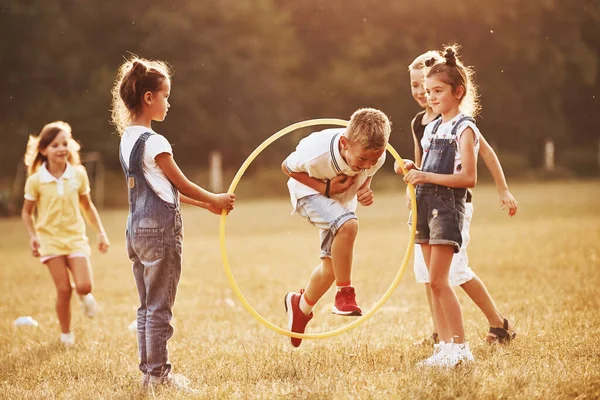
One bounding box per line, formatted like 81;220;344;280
60;332;75;346
418;341;474;367
485;318;516;344
439;342;475;367
417;341;448;367
80;293;97;318
413;332;439;347
284;290;313;347
145;374;199;394
332;287;362;316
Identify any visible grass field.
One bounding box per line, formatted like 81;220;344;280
0;181;599;399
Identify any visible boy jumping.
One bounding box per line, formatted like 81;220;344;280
282;108;391;347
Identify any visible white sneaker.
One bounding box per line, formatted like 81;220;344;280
436;342;475;367
80;293;97;318
147;373;199;394
60;332;75;346
417;341;449;367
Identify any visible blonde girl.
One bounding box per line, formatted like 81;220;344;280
22;121;110;346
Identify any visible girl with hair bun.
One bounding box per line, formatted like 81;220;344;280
111;56;235;392
397;45;515;367
405;47;518;352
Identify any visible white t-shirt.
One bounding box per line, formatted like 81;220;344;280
120;126;175;204
421;113;481;174
284;128;386;213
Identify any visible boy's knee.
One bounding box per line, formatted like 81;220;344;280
336;219;359;238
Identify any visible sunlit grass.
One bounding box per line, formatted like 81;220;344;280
1;181;599;399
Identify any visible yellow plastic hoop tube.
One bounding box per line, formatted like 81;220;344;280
219;118;417;339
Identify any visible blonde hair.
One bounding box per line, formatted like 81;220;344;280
408;51;443;71
345;108;391;150
425;44;481;117
24;121;81;176
111;56;171;135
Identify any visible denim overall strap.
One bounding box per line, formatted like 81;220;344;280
451;116;476;136
419;118;443;170
120;132;180;216
418;119;466;199
449;116;476;202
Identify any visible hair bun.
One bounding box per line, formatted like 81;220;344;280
130;60;148;76
444;48;457;66
424;57;437;67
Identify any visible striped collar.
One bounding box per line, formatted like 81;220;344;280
329;132;352;174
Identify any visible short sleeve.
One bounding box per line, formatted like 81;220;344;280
145;134;173;160
24;174;39;201
456;121;480;147
284;134;316;173
284;151;307;174
76;166;91;195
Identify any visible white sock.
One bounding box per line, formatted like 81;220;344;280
299;294;314;315
336;283;351;292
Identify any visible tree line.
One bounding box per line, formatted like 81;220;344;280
1;0;598;181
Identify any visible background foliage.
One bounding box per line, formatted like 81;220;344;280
1;0;599;180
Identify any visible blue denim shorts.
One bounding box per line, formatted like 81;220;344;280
296;194;357;258
415;186;465;253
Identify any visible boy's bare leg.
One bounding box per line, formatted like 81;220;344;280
461;276;505;328
303;259;335;307
330;219;359;285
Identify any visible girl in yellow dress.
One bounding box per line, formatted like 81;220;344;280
21;121;110;345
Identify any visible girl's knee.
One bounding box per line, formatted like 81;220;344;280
429;278;450;294
337;219;359;238
56;285;73;299
75;282;92;296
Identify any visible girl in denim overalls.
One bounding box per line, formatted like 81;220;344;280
111;57;235;391
401;46;481;367
405;52;518;347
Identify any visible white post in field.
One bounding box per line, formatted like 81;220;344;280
544;139;555;171
209;150;223;193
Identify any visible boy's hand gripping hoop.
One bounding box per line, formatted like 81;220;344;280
219;119;417;340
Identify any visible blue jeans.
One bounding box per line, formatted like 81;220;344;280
120;132;182;378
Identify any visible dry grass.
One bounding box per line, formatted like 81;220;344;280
0;180;599;399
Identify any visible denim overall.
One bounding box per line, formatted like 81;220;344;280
119;132;183;378
415;116;474;252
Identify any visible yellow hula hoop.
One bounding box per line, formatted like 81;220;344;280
219;118;417;340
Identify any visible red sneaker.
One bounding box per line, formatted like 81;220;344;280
332;287;362;316
284;290;313;347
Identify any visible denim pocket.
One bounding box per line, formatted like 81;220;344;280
422;149;443;173
132;227;164;262
440;195;465;215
